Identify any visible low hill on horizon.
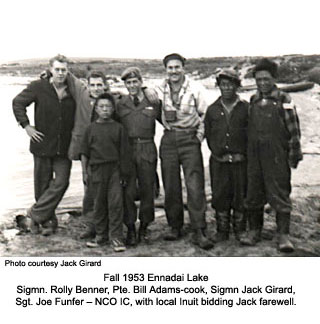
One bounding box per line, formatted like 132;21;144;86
1;54;320;84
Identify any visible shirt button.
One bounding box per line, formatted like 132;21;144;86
226;133;230;137
221;112;224;115
226;145;229;149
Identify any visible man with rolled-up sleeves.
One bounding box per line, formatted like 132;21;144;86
157;53;213;250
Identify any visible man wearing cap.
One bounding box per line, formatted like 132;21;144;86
204;68;249;242
116;67;162;246
157;53;213;250
12;54;76;236
240;58;303;252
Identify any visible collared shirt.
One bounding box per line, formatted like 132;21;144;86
250;87;303;166
50;78;68;100
129;91;144;105
157;76;208;141
205;96;249;158
220;96;241;124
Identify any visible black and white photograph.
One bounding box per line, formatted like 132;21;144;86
0;0;319;322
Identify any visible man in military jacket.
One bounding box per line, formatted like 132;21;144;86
116;67;161;246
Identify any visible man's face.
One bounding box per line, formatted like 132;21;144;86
124;77;142;96
95;99;114;120
50;60;68;85
255;70;275;95
219;78;238;100
166;59;184;83
88;77;106;98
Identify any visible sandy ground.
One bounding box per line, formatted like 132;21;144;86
0;80;319;257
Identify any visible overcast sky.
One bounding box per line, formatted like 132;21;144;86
1;0;319;62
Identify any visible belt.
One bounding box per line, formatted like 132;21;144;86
130;137;154;144
165;128;197;134
212;153;245;163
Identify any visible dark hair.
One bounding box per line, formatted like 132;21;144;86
87;70;107;84
94;93;115;109
253;58;278;78
49;54;69;66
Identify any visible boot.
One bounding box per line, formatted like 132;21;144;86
138;223;150;244
193;229;214;250
126;224;137;246
276;212;294;253
164;228;182;241
30;219;40;235
233;210;247;241
240;208;263;246
80;226;96;240
211;211;230;242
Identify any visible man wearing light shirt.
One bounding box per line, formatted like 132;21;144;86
157;53;213;250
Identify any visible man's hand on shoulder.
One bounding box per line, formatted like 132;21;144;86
144;88;160;106
25;125;44;143
39;69;51;80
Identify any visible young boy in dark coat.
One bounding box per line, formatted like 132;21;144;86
205;68;249;242
81;93;131;252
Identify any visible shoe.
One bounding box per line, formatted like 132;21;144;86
138;223;150;244
126;226;137;246
30;219;40;235
163;228;181;241
211;231;229;243
80;228;96;240
86;237;108;248
111;239;126;252
240;230;261;246
42;227;54;237
234;231;247;241
278;234;294;253
193;230;214;250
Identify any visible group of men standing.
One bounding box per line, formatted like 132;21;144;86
12;53;302;253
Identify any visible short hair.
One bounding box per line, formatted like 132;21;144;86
49;54;69;66
94;92;115;109
87;70;107;84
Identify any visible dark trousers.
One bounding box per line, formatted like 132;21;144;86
82;180;95;230
31;155;71;225
160;130;207;230
91;165;123;240
209;157;247;212
246;140;292;214
123;142;156;227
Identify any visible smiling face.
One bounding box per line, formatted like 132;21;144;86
88;77;106;98
50;60;68;86
124;76;143;97
218;78;238;101
166;59;185;84
255;70;275;95
95;99;114;120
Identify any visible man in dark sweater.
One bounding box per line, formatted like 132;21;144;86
81;93;130;252
12;54;76;236
205;68;249;242
116;67;162;246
